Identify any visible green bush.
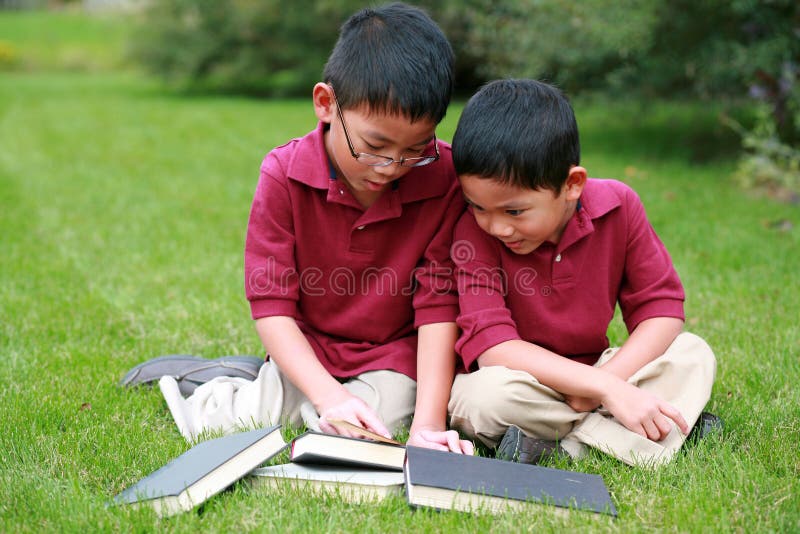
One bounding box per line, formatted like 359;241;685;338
129;0;482;97
727;104;800;203
130;0;367;96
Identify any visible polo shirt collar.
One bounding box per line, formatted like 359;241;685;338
557;179;621;252
580;179;622;219
285;122;451;204
285;121;334;191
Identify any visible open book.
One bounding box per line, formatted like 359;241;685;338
251;463;405;502
404;446;617;516
290;427;405;471
113;425;286;517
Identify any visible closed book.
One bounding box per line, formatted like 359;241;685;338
290;431;406;471
114;425;286;517
404;446;617;517
251;463;405;502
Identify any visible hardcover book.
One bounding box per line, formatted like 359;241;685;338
290;431;406;471
404;446;617;516
113;425;286;517
251;463;405;502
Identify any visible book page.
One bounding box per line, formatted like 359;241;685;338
325;419;402;445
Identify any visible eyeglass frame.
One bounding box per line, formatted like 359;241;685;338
329;85;440;168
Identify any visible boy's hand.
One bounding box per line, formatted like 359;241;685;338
407;427;474;455
318;394;392;440
564;394;601;413
601;379;689;442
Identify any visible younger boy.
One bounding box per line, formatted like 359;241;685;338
158;3;471;454
447;79;716;466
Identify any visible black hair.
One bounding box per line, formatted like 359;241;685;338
323;2;454;124
452;79;580;192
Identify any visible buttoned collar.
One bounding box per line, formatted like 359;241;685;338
557;179;622;252
285;121;453;207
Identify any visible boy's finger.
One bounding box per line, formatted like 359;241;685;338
321;415;355;437
444;430;462;453
642;419;660;441
461;440;475;455
318;418;341;436
355;406;391;438
654;415;673;441
661;404;689;434
416;437;449;452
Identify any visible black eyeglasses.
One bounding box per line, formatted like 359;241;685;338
330;86;440;168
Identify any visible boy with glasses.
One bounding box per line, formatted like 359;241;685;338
157;3;472;454
447;79;718;466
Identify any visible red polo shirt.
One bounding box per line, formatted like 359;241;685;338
454;178;685;371
245;122;464;380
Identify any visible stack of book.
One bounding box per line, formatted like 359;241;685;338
113;422;617;518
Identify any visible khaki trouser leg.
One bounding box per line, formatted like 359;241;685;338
569;332;716;466
449;365;584;448
276;366;417;434
448;332;716;467
162;362;417;441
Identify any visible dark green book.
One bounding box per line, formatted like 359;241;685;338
114;425;286;517
404;446;617;517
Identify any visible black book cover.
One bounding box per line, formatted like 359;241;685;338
405;446;617;516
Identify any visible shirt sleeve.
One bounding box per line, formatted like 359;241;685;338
412;176;465;328
618;186;685;332
244;153;299;320
452;213;522;370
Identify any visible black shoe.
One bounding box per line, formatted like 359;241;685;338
496;425;566;464
687;412;723;442
120;354;266;396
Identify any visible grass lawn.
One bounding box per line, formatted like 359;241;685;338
1;9;799;533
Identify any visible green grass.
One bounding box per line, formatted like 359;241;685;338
1;9;799;533
0;9;129;71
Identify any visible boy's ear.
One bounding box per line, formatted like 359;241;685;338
564;166;587;201
313;83;336;124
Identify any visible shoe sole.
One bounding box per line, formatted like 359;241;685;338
687;411;724;442
120;354;266;396
496;425;524;462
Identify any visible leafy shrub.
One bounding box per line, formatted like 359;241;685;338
727;105;800;203
130;0;373;96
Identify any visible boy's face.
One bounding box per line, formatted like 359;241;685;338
314;84;438;207
459;171;585;255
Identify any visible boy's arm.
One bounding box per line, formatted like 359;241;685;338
245;158;389;438
479;340;689;442
407;322;474;454
565;316;684;412
255;316;391;438
407;169;472;452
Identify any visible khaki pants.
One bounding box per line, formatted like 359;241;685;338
161;361;416;442
273;363;417;433
448;332;717;467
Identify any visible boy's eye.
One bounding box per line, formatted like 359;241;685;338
506;209;524;216
364;141;383;151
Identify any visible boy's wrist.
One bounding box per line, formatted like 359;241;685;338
310;382;352;414
594;368;627;404
410;421;446;436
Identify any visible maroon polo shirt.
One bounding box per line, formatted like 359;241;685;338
245;122;464;380
454;178;685;371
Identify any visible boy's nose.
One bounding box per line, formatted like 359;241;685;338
489;218;514;238
372;162;404;179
